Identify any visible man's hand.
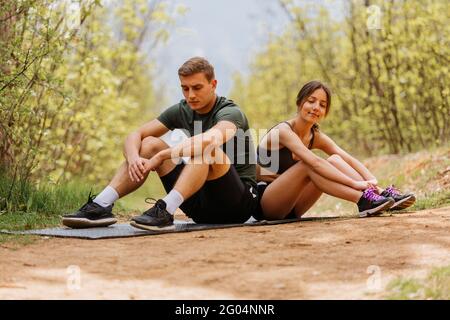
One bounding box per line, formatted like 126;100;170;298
127;155;147;182
143;153;164;173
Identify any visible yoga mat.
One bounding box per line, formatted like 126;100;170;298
1;216;343;240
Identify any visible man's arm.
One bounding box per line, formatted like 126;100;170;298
144;120;237;171
124;119;170;181
123;119;169;159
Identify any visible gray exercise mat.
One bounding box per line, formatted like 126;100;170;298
1;216;343;240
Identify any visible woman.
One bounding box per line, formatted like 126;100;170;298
255;80;415;220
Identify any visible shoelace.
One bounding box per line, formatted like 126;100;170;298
363;187;384;202
80;189;97;210
384;185;401;196
143;198;164;216
144;197;158;206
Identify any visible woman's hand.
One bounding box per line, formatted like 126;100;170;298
127;155;147;182
352;180;374;191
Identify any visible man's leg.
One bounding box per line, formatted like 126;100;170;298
131;146;234;229
173;146;230;200
109;136;177;197
62;137;178;228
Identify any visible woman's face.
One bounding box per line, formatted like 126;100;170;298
298;88;328;124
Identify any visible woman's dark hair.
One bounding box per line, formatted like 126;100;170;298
295;80;332;131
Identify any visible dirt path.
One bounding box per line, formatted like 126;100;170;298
0;206;449;299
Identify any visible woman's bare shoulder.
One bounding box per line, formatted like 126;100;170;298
259;121;292;149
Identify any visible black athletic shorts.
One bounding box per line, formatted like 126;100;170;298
160;163;258;224
253;181;296;221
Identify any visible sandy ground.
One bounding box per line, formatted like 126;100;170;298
0;206;449;300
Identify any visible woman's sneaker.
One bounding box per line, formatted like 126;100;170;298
62;192;117;228
381;185;416;211
357;188;395;218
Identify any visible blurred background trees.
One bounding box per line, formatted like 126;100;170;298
0;0;181;189
230;0;449;156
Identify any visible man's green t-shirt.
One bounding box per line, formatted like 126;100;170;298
157;96;257;188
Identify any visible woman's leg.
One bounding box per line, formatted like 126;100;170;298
292;181;323;217
291;154;365;217
327;154;364;181
260;160;362;220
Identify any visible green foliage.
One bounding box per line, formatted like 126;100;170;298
0;0;180;190
230;0;449;156
386;265;450;300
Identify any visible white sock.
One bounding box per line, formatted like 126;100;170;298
162;189;184;215
93;186;119;207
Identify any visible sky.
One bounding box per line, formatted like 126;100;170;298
151;0;289;98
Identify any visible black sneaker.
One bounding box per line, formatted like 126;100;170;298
130;199;174;231
357;188;395;218
62;192;117;228
381;185;416;211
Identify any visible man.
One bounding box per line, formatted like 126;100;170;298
62;57;258;230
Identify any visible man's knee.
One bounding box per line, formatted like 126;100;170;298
139;137;169;158
207;162;230;181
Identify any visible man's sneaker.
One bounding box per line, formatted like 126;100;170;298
381;185;416;211
130;199;174;231
62;192;116;228
357;188;395;218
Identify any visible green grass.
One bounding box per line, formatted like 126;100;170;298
386;265;450;300
1;169;93;215
410;190;450;211
0;174;95;244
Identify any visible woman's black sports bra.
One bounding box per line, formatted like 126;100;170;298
257;121;315;175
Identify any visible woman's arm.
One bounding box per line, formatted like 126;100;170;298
314;131;377;183
268;124;370;190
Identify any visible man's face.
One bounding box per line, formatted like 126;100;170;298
180;72;217;112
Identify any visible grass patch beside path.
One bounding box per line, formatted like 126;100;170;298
410;190;450;211
386;265;450;300
0;173;141;245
